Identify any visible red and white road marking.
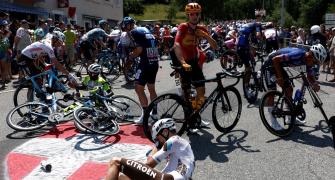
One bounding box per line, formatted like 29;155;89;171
4;123;153;180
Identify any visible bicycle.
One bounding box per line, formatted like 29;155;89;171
142;67;243;142
97;48;122;82
123;57;140;83
242;50;270;104
13;65;70;115
216;39;241;71
73;87;143;136
259;70;335;147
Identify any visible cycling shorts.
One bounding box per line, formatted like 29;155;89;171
135;63;159;86
263;57;290;90
179;59;205;89
119;158;173;180
237;47;253;68
80;40;95;61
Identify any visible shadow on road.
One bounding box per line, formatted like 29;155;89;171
189;129;260;163
266;120;334;148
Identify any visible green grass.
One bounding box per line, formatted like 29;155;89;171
129;4;186;24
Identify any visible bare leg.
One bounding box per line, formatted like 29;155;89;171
147;83;157;102
135;83;148;108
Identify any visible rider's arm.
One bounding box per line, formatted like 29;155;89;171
51;57;70;75
174;42;186;64
196;28;218;50
129;46;142;59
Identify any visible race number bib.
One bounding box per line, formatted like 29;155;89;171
146;47;159;62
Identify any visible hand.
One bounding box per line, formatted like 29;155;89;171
182;63;192;72
195;29;208;38
312;82;320;92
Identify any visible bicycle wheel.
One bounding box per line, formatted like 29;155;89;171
106;95;143;124
99;58;121;82
212;86;242;133
74;107;120;136
220;50;239;71
259;90;295;137
143;93;189;142
243;71;259;104
6;102;51;131
13;84;37;116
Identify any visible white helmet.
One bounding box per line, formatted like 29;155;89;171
151;118;176;142
310;25;321;35
52;31;65;43
310;44;327;64
88;63;102;74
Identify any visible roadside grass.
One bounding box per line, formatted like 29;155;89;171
129;3;186;24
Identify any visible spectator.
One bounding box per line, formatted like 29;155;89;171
328;28;335;82
13;19;32;84
64;24;77;69
0;29;11;86
34;19;47;42
296;28;306;45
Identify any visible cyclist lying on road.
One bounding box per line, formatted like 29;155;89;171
105;118;195;180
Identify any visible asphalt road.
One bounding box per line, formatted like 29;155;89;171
1;59;335;179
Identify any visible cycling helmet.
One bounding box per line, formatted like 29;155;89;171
122;17;135;28
52;31;65;43
266;22;273;28
151;118;176;143
185;2;202;14
88;63;102;74
310;44;327;64
0;20;8;26
98;19;108;28
310;25;321;35
35;29;45;38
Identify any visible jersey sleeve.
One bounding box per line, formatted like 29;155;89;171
175;23;188;44
151;137;177;163
42;44;56;59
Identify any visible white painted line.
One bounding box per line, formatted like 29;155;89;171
0;89;16;94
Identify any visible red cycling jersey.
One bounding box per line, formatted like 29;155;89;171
175;22;208;62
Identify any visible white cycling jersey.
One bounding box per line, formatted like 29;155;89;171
264;28;277;40
21;41;55;59
152;135;195;180
120;32;132;47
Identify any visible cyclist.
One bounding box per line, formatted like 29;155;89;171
106;118;195;180
236;14;263;94
173;2;217;131
79;19;113;64
119;17;136;71
264;44;327;128
18;31;77;90
264;22;279;54
123;25;159;124
80;63;112;95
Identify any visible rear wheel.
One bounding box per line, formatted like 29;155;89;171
142;93;189;142
6;102;51;131
243;71;259;104
220;50;239;71
74;107;120;136
259;90;295;137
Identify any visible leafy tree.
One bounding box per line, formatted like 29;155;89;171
124;0;145;16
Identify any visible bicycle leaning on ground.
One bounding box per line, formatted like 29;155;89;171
258;69;335;148
142;66;243;142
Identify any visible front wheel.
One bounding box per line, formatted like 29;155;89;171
6;102;51;131
220;50;239;71
259;90;295;137
74;107;120;136
212;86;242;133
142;93;189;142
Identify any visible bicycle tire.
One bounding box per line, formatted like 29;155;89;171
107;95;143;125
142;93;189;142
123;61;136;83
212;86;242;133
259;90;295;137
243;71;259;104
74;107;120;136
99;58;121;82
6;102;51;131
13;84;35;116
220;50;239;71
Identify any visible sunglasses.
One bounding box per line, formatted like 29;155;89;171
188;13;200;17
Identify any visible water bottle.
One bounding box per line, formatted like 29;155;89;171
294;89;302;103
175;78;182;95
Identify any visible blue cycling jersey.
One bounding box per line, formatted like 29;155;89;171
237;22;262;48
130;27;159;66
271;47;307;67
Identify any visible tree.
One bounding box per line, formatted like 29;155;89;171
124;0;145;16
